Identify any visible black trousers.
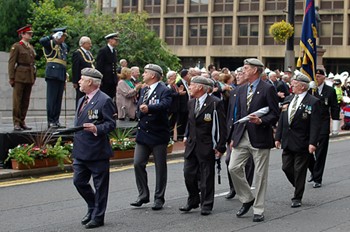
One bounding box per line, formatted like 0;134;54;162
308;134;329;184
177;111;188;139
282;149;310;201
46;79;65;124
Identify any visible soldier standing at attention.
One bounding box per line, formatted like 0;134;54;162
39;27;69;128
8;25;36;131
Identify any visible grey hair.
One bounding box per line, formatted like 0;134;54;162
85;76;101;86
79;36;91;47
120;59;127;65
167;70;176;79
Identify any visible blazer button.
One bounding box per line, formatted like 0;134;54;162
146;130;149;133
146;121;148;124
138;127;140;129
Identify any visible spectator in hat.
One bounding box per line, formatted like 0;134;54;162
8;25;36;131
96;32;119;100
130;64;172;211
39;26;69;128
333;79;343;106
72;67;116;229
116;58;128;74
72;36;95;108
179;76;227;216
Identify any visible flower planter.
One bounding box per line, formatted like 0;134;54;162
11;158;59;170
111;150;135;159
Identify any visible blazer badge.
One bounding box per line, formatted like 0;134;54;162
204;113;212;122
88;109;99;120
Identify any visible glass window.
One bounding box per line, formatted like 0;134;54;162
165;18;183;45
189;18;207;45
213;0;233;12
190;0;209;13
238;16;258;45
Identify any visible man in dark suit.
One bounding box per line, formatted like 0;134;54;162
72;68;116;229
72;36;94;108
275;72;321;208
308;69;340;188
228;58;279;222
39;27;69;128
176;69;191;140
178;76;227;216
130;64;172;211
225;67;254;200
96;33;118;100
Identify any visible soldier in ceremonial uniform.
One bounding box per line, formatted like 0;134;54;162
72;36;94;107
96;33;119;100
39;27;69;128
8;25;36;131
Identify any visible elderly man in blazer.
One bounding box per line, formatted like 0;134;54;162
179;76;226;216
130;64;172;211
72;68;116;229
228;58;279;222
275;72;321;208
307;69;340;188
96;33;119;100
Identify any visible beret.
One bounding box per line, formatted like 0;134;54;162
316;69;325;76
293;72;310;83
144;64;163;76
81;68;103;79
191;76;214;87
334;79;341;85
284;67;292;73
244;58;264;67
105;32;119;40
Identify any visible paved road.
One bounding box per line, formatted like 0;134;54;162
0;136;349;232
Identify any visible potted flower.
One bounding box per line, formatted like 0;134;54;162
109;127;136;159
269;20;294;43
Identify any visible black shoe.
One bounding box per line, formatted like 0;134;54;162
85;220;104;229
236;199;255;217
179;204;199;212
201;209;211;216
14;125;23;131
252;214;264;222
307;175;314;182
21;124;32;130
225;189;236;199
49;123;59;129
291;199;302;208
313;182;322;188
81;211;92;225
130;198;150;207
152;201;164;210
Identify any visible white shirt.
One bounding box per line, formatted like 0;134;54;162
318;82;325;95
197;93;208;110
288;91;307;123
107;44;114;53
147;82;159;99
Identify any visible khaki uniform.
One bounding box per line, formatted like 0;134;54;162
8;41;36;126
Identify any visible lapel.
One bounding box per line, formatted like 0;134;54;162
196;95;212;118
291;93;310;125
77;91;100;124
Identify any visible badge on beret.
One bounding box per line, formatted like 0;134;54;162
302;112;308;119
204;113;212;122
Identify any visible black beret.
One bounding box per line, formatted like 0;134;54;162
316;69;325;76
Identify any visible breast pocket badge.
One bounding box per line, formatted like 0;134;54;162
204;113;212;122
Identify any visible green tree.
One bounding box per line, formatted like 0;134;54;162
54;0;86;12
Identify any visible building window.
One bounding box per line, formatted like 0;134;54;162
320;14;343;45
166;0;184;13
144;0;161;14
165;18;183;45
122;0;138;12
213;0;233;12
295;0;305;10
239;0;259;11
101;0;117;13
147;18;160;37
320;0;344;9
238;16;259;45
293;15;303;45
188;18;207;45
213;17;232;45
264;15;285;45
189;0;209;13
265;0;286;11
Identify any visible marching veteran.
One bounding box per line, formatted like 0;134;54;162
130;64;172;211
179;76;227;216
72;68;116;229
275;73;321;208
8;25;36;131
39;27;69;128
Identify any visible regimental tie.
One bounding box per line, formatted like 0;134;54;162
79;96;89;115
195;99;201;117
142;87;150;104
289;95;299;123
246;84;254;110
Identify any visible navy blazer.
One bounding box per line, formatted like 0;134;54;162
72;90;116;161
72;48;94;84
233;79;280;149
136;82;172;145
96;46;118;84
226;87;240;142
184;95;227;160
275;93;321;153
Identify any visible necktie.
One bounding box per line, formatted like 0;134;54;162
195;99;200;117
142;87;150;104
85;51;91;60
289;95;299;123
79;96;89;115
246;84;254;110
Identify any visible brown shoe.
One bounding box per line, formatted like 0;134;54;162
21;124;32;130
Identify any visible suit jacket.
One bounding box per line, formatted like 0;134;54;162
184;95;227;159
226;87;240;142
136;82;172;145
72;90;116;161
275;93;321;153
309;85;340;135
233;79;280;149
168;85;180;113
72;48;94;84
96;45;117;85
176;78;190;113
